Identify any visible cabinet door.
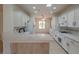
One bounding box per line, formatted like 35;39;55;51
58;13;68;27
62;37;69;52
69;40;79;54
68;8;75;27
75;7;79;27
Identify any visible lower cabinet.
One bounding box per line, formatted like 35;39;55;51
62;37;69;52
62;37;79;54
55;34;79;54
68;39;79;54
11;42;49;54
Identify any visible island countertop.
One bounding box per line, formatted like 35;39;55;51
9;33;53;43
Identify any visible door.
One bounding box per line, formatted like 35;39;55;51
35;18;51;33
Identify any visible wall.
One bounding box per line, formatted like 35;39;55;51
13;5;35;33
3;4;30;53
35;17;51;33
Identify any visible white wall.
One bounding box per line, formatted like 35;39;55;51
13;5;35;33
3;4;30;53
13;6;29;27
3;4;14;53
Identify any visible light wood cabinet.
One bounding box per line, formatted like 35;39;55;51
11;43;49;54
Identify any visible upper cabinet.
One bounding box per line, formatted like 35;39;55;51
58;12;68;27
67;7;75;27
74;5;79;27
58;5;79;28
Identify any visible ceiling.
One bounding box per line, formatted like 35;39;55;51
18;4;69;18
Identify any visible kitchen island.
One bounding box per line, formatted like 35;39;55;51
3;33;66;54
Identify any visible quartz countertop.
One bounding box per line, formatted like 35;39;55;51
60;32;79;43
9;33;53;43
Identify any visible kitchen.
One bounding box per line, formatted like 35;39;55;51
1;4;79;54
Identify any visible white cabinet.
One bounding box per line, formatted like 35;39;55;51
58;5;79;28
57;5;79;28
67;5;79;28
58;12;68;27
62;36;79;54
56;33;79;54
62;37;69;52
69;39;79;54
67;8;75;27
61;36;79;54
74;5;79;27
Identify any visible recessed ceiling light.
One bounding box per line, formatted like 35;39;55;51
33;6;36;9
46;4;52;7
53;7;56;9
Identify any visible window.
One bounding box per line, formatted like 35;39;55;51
39;20;45;29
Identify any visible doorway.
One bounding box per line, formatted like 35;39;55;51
35;17;51;34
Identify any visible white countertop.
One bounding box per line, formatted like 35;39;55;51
60;33;79;43
9;33;53;43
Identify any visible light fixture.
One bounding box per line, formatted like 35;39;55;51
33;6;36;9
46;4;52;7
53;6;56;9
